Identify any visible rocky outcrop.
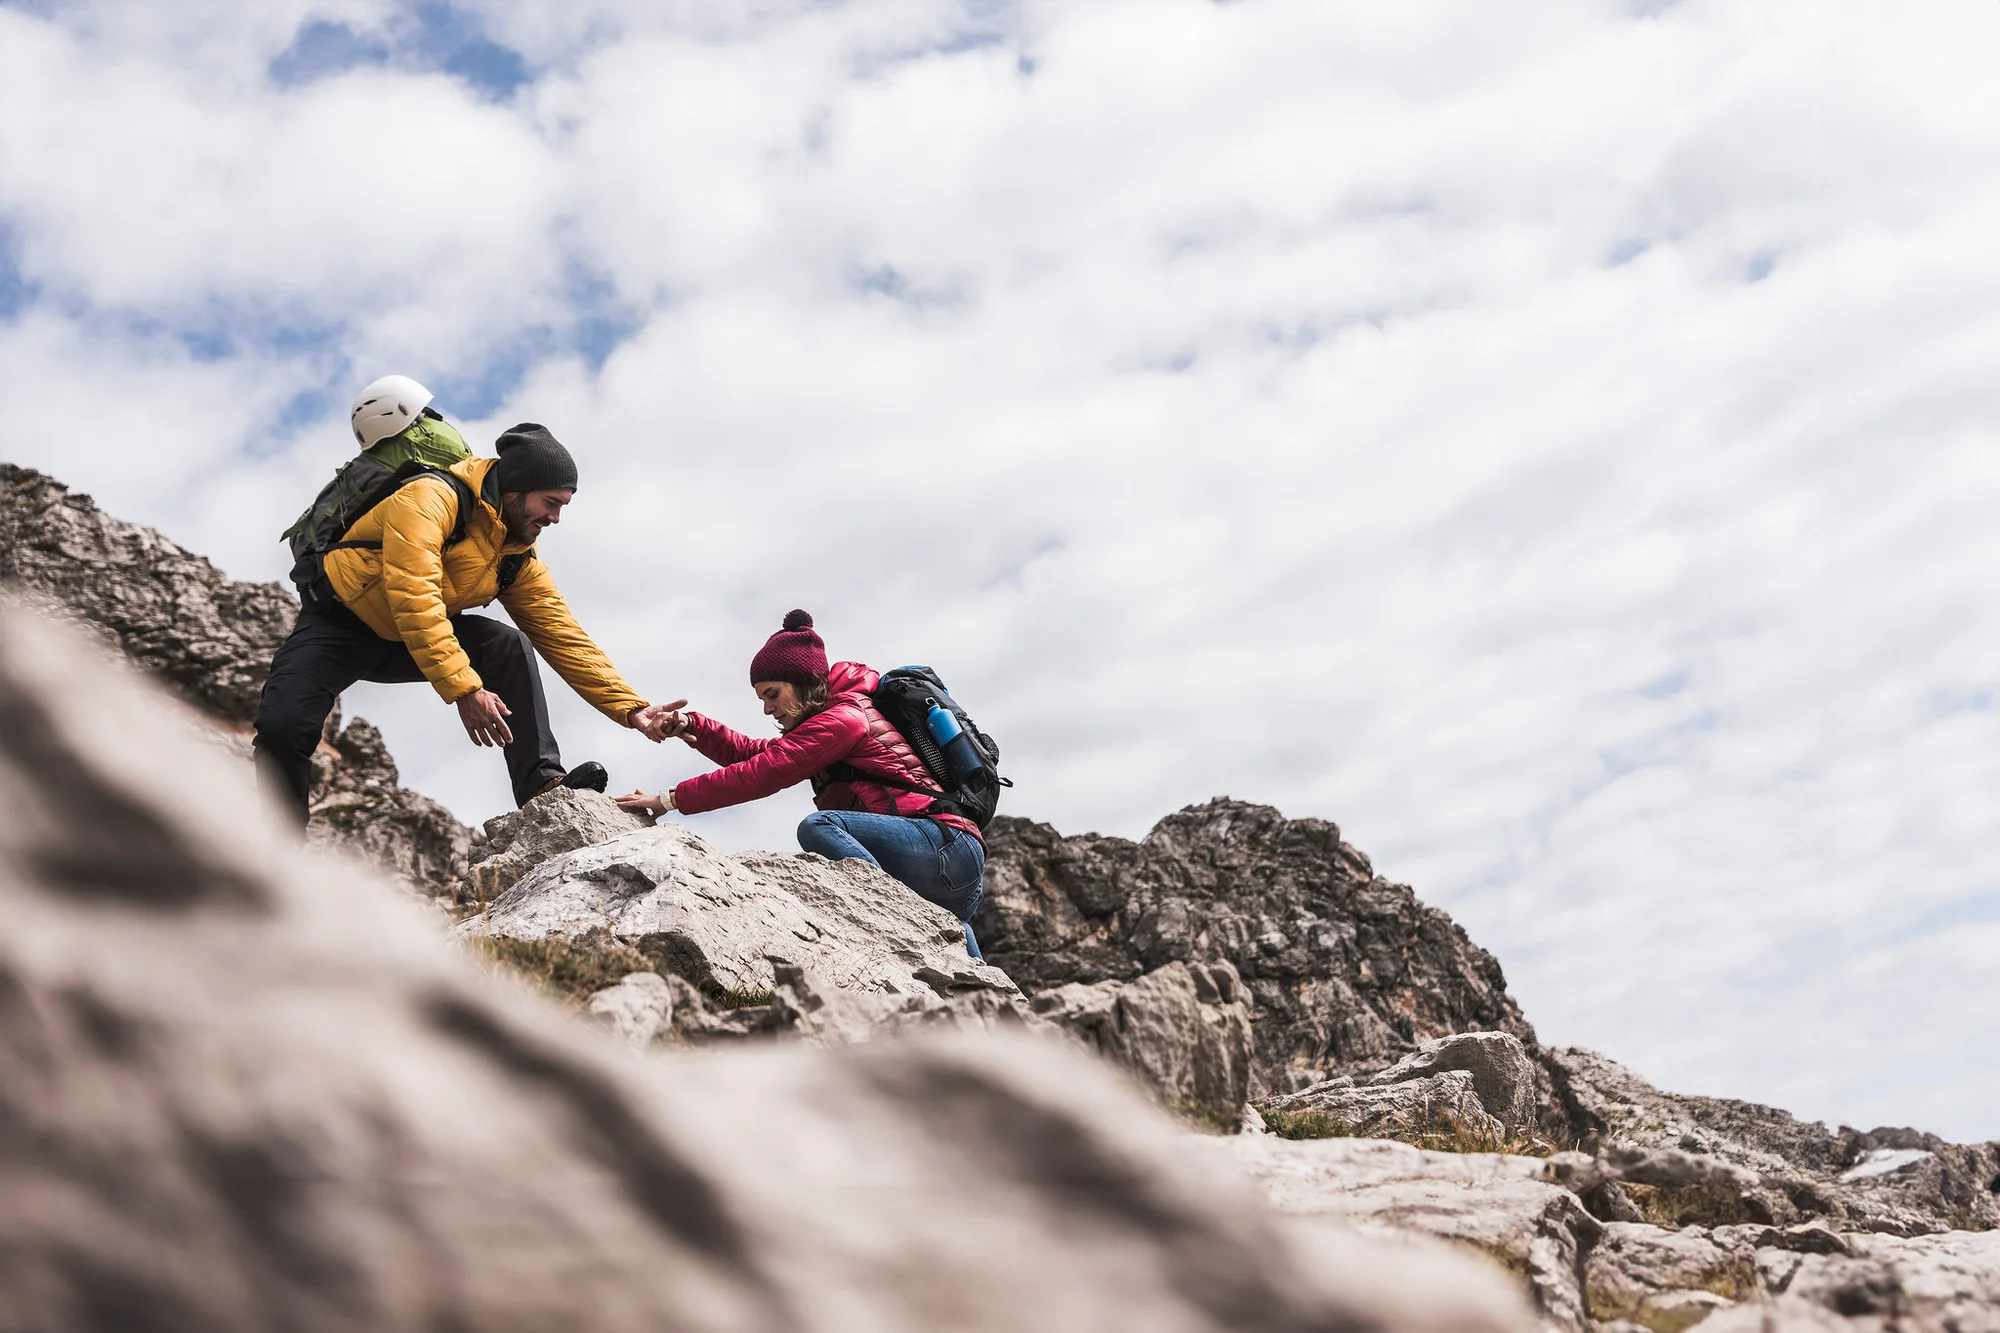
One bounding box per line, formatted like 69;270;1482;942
462;808;1022;1002
0;462;297;720
1029;960;1255;1129
1725;1229;2000;1333
306;715;471;895
659;959;1037;1050
586;970;678;1048
1264;1068;1504;1143
1222;1133;2000;1333
1262;1031;1546;1144
976;800;1537;1096
464;786;651;903
1222;1135;1603;1331
0;601;1543;1333
1375;1031;1542;1129
0;462;471;895
465;800;1259;1127
1547;1046;2000;1236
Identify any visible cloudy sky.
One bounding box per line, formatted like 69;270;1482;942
5;0;1999;1140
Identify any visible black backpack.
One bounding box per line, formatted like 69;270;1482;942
826;666;1010;830
280;459;527;613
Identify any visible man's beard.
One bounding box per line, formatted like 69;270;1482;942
499;495;537;545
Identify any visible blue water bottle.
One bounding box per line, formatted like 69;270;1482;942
925;703;990;785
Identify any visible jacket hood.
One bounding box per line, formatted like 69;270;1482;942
827;661;878;696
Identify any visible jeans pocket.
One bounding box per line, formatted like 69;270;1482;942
936;837;983;917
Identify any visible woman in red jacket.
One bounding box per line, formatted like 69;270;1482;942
615;611;985;957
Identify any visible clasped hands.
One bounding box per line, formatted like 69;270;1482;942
628;698;691;742
459;695;692;748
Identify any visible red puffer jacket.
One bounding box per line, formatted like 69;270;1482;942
670;661;981;841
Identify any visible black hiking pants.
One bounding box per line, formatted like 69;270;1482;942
253;605;564;826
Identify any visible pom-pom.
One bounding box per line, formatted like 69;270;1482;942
782;609;814;632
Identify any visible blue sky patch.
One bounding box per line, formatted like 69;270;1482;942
561;259;646;373
409;3;531;101
429;329;557;422
0;226;36;321
167;304;347;364
1607;237;1651;267
269;20;390;87
853;0;1021;75
268;4;531;101
852;263;967;311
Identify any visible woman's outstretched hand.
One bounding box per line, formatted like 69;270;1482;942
615;788;674;817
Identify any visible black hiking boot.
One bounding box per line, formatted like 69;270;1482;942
559;761;609;794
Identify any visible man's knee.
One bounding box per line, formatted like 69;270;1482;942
253;690;330;761
459;616;531;662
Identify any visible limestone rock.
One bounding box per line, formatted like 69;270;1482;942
1029;960;1254;1128
1546;1046;2000;1235
0;462;297;720
1584;1222;1758;1331
1214;1137;2000;1332
1218;1135;1602;1331
0;602;1542;1333
1262;1070;1501;1142
755;960;1037;1048
1734;1229;2000;1333
1543;1144;1780;1228
466;787;652;903
0;462;472;896
461;821;1022;1003
305;716;471;896
976;800;1538;1095
587;971;677;1048
1368;1031;1540;1130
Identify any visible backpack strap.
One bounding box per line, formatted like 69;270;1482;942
822;761;951;803
496;550;533;596
320;468;481;554
293;468;484;613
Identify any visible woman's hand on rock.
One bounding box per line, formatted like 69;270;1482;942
615;788;674;817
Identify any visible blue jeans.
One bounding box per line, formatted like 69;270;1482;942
797;811;985;958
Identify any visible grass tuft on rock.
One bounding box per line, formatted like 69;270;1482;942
1263;1108;1359;1141
1622;1181;1758;1229
1257;1104;1561;1156
1405;1111;1560;1158
711;987;775;1010
467;935;653;1006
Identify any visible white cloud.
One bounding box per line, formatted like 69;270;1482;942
5;0;2000;1139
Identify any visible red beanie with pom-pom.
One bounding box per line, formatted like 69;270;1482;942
749;609;828;686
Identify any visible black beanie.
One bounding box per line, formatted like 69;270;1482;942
494;423;579;493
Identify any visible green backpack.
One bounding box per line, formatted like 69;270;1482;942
281;410;479;613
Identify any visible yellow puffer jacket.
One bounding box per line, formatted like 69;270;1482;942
322;456;647;724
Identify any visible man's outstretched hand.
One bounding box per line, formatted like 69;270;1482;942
457;689;514;747
629;699;690;742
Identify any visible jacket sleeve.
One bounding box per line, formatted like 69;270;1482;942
497;555;649;726
673;707;866;816
377;477;481;703
680;712;773;767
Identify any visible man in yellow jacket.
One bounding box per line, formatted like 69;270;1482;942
253;424;680;825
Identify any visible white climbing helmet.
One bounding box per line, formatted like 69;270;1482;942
349;375;434;449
